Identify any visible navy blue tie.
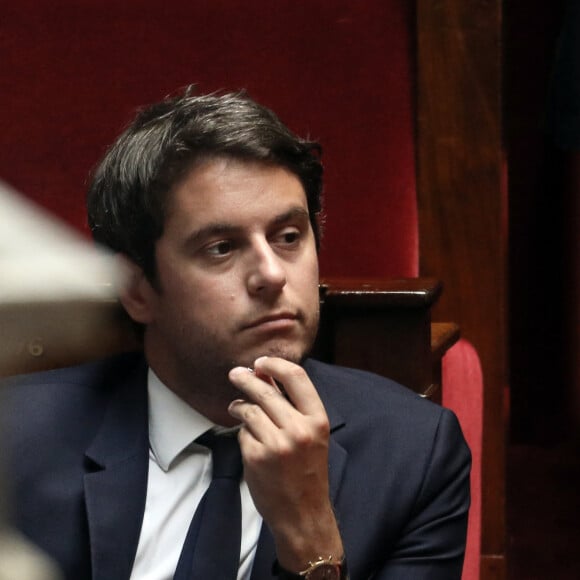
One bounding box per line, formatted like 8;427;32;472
173;431;243;580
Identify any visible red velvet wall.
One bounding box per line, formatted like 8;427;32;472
0;0;417;278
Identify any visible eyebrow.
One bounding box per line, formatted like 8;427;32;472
183;206;310;248
271;206;310;226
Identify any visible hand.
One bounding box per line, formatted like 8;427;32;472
228;356;343;572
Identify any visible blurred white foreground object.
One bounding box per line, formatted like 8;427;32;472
0;181;123;579
0;531;62;580
0;179;122;303
0;180;135;376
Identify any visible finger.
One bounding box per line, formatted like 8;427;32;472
253;356;326;416
228;366;298;427
228;400;294;456
254;368;281;392
227;399;273;440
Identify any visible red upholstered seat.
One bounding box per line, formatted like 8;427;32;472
443;340;484;580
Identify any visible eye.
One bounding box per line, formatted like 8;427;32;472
205;240;233;257
275;227;301;246
283;231;300;243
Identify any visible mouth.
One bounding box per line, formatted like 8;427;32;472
242;312;299;331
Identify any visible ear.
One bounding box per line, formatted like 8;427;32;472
117;255;157;325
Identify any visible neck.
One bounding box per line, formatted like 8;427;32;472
170;381;241;427
146;358;241;428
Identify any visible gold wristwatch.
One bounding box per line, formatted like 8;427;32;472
275;555;347;580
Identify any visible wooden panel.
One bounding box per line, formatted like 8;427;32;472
0;301;138;377
566;152;580;425
416;1;507;578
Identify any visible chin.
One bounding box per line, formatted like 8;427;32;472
262;339;314;364
237;342;309;368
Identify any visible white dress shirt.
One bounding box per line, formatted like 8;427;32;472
130;369;263;580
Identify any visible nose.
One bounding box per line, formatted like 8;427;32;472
246;239;287;295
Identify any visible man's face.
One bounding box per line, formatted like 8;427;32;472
133;157;320;395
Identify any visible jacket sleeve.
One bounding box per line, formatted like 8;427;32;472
372;408;472;580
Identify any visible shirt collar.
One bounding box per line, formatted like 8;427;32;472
147;368;215;472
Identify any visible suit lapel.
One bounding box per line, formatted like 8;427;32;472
250;365;348;579
83;359;150;580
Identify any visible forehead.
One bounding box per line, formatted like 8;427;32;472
165;157;308;226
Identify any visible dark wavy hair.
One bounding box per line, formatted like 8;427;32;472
87;87;323;282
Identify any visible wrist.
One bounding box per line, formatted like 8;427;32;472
270;503;343;570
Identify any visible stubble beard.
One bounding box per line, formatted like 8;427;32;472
165;307;320;406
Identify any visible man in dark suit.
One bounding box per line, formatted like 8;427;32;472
1;88;470;580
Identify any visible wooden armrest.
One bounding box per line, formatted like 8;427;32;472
317;277;458;397
431;322;460;360
320;277;442;308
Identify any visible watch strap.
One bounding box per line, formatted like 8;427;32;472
273;555;348;579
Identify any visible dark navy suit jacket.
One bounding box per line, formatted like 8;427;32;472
1;353;470;579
